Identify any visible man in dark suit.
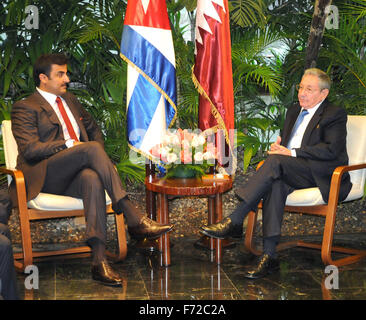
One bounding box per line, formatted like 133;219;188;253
200;68;352;279
0;224;19;300
11;53;173;287
0;191;19;300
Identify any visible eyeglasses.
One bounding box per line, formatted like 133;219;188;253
296;84;322;94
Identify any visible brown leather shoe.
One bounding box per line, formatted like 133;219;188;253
128;216;173;240
91;259;123;287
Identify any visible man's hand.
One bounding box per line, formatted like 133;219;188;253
268;136;291;156
73;141;84;147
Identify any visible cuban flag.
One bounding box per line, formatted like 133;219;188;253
120;0;177;160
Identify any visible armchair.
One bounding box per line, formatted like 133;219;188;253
0;120;127;272
244;115;366;266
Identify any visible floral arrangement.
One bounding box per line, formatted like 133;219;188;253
150;128;217;178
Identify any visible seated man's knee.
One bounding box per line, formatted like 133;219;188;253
262;154;283;170
79;168;101;185
86;141;103;150
82;141;106;158
266;154;284;163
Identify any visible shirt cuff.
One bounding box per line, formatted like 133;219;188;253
65;139;75;148
291;149;297;157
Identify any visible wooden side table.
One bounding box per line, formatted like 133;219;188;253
145;174;233;266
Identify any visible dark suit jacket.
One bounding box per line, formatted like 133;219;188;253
280;99;352;202
11;91;104;201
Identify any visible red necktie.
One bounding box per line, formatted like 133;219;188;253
55;96;79;141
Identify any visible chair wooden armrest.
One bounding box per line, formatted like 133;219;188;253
0;166;25;181
0;167;27;198
0;167;33;270
0;166;28;215
256;160;264;171
329;163;366;202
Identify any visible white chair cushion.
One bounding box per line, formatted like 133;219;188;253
2;120;18;169
28;192;112;211
285;182;364;207
286;187;325;206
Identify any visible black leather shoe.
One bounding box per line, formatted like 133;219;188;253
91;259;124;287
128;216;173;240
199;217;243;239
244;254;280;279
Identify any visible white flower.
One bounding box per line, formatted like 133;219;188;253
198;134;206;145
160;146;170;157
191;136;199;148
194;152;204;162
203;151;215;160
162;134;172;145
191;134;206;148
166;152;178;164
191;135;202;148
170;134;180;145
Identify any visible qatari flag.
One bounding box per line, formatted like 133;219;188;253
192;0;236;174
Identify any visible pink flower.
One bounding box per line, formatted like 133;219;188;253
181;149;192;164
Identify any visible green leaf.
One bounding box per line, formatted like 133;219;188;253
243;147;253;173
116;159;145;186
105;81;124;105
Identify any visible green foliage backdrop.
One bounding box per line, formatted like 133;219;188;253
1;0;365;183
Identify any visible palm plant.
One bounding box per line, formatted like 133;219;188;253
318;1;366;115
231;25;287;171
0;0;147;183
167;1;199;130
2;0;365;179
229;0;267;27
173;0;278;171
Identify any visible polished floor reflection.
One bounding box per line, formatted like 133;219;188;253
15;233;366;300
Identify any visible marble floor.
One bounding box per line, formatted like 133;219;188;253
14;233;366;301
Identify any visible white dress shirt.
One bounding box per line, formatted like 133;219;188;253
287;100;324;157
36;88;80;147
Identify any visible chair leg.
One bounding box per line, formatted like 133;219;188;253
17;206;33;272
244;203;366;266
321;206;336;266
244;210;262;256
320;207;366;267
113;213;127;261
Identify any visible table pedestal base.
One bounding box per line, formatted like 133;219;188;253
145;176;233;267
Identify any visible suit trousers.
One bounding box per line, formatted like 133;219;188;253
236;155;318;238
0;223;19;300
40;141;127;244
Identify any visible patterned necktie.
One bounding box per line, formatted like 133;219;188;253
55;96;79;141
